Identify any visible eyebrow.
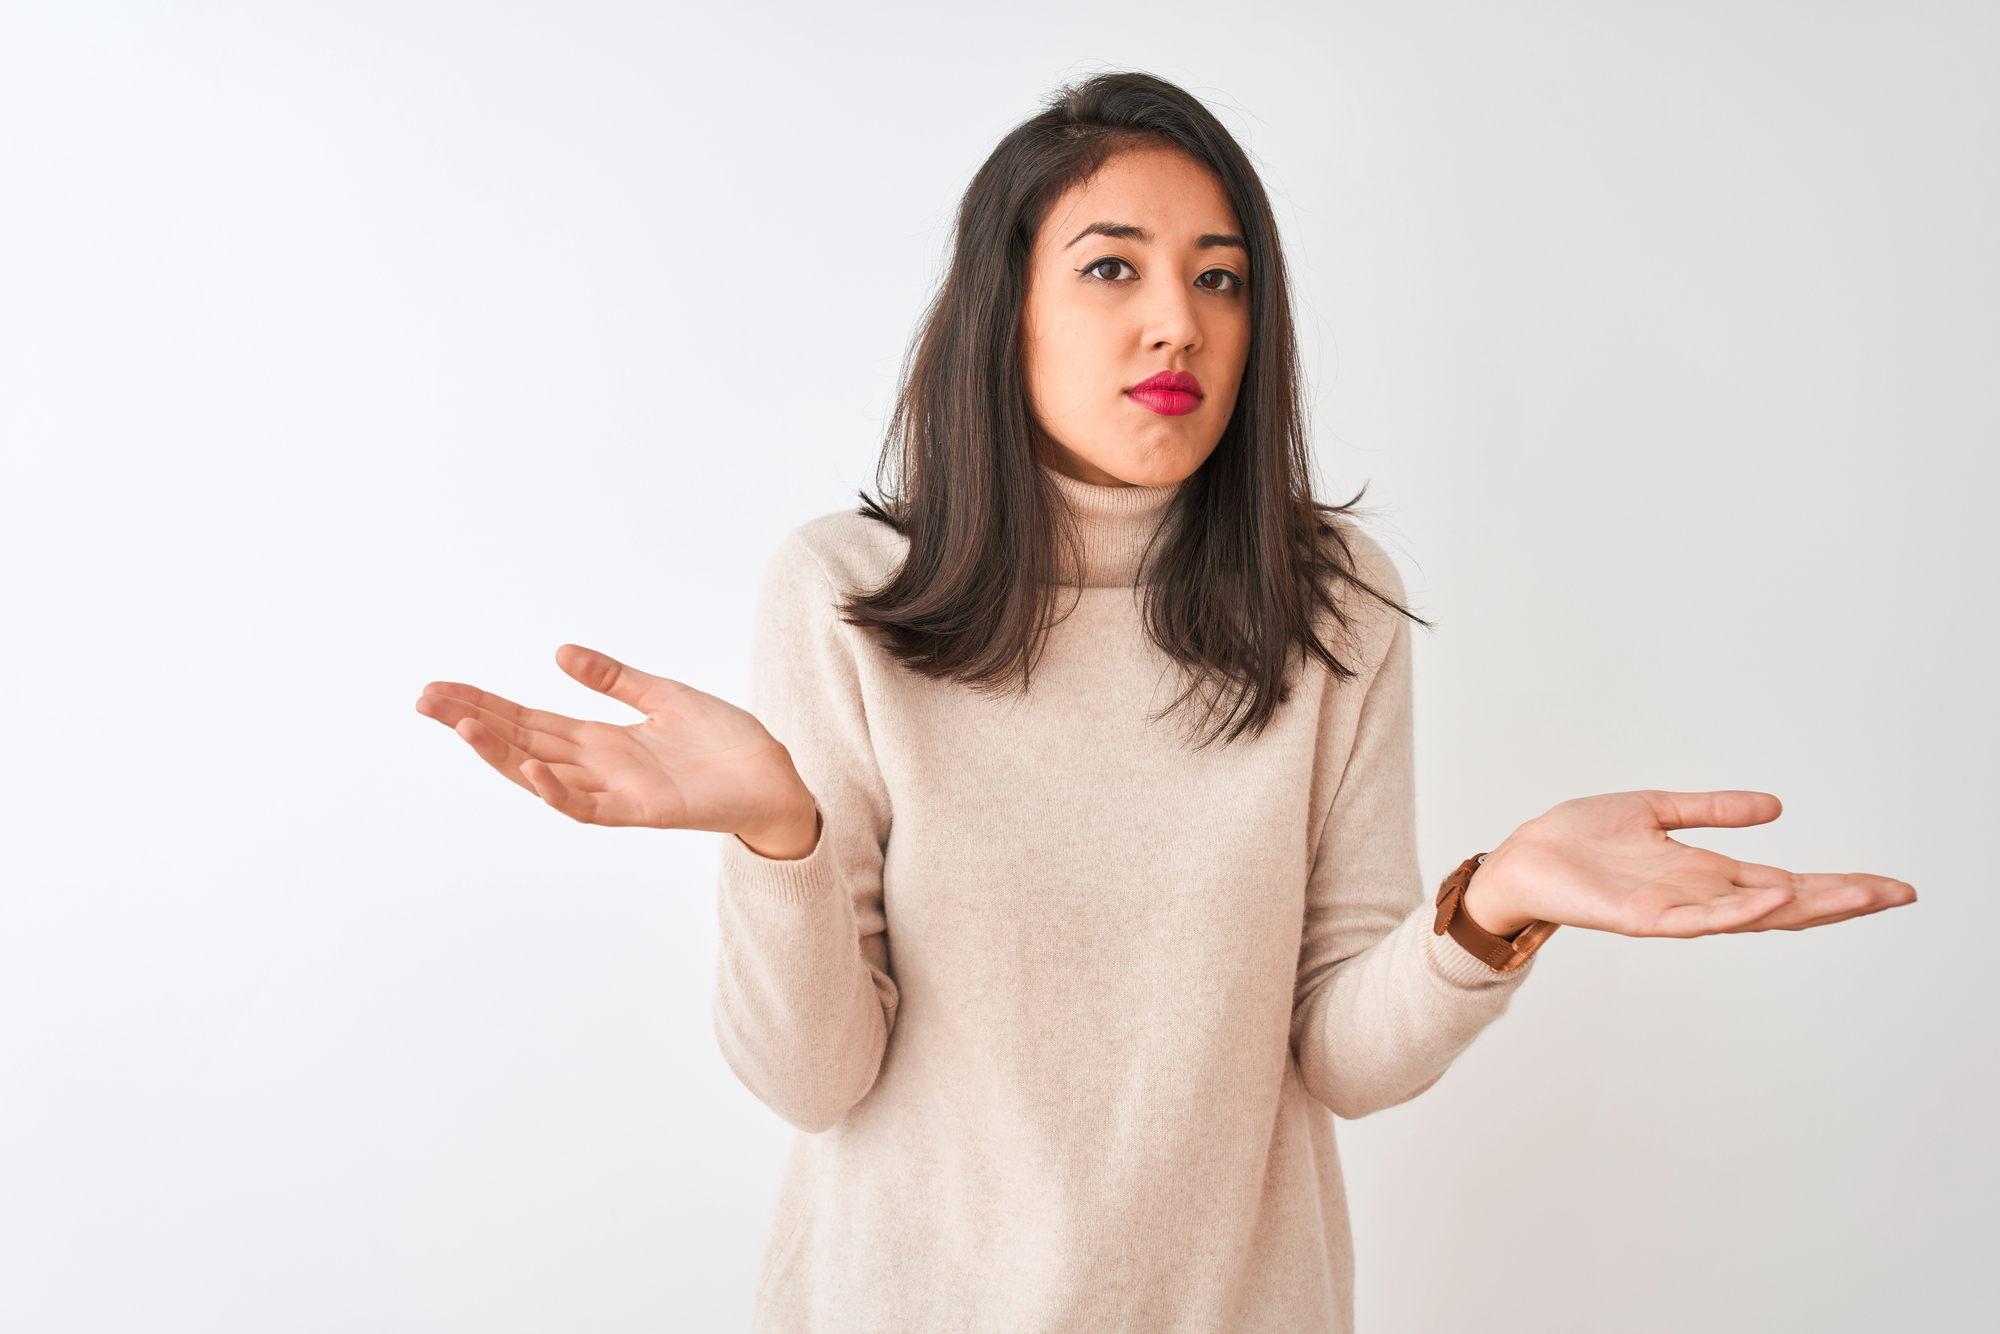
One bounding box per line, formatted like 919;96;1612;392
1063;220;1249;252
1065;221;1150;248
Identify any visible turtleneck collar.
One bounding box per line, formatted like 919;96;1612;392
1044;466;1184;589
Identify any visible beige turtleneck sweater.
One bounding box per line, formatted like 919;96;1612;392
713;472;1530;1333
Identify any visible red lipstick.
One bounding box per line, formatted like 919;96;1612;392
1125;370;1204;417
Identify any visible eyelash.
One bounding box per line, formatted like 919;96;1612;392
1080;257;1243;292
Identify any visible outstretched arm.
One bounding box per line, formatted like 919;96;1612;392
1291;572;1915;1123
1291;618;1528;1120
416;610;895;1133
418;584;896;1136
707;537;900;1132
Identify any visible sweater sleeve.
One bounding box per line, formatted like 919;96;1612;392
711;532;897;1134
1289;594;1531;1120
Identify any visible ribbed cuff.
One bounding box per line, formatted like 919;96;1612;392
718;813;839;908
1420;905;1536;989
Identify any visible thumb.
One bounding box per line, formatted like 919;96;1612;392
554;644;680;714
1644;789;1783;832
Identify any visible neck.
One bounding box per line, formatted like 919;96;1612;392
1043;467;1183;588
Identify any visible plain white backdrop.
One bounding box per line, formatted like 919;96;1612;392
2;2;1993;1330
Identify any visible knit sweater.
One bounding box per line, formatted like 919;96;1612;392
712;471;1531;1333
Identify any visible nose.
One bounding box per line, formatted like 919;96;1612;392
1142;281;1202;356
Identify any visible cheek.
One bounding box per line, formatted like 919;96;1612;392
1212;313;1252;403
1026;299;1117;416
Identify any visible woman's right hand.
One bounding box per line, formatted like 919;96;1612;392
415;644;820;860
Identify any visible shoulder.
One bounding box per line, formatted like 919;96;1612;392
1323;518;1409;611
762;508;909;606
1311;518;1415;684
748;510;907;676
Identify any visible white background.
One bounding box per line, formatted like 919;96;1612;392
2;2;1993;1330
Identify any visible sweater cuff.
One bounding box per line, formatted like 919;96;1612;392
1419;902;1537;990
718;811;840;908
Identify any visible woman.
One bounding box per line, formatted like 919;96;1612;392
416;73;1913;1332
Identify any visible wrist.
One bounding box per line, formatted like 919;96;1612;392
1460;853;1537;938
736;783;819;861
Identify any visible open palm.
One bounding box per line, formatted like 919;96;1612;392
416;644;815;851
1468;790;1916;939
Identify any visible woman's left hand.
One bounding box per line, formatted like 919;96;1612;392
1459;791;1916;939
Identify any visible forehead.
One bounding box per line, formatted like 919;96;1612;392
1038;146;1242;246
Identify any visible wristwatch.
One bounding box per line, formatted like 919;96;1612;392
1433;853;1559;974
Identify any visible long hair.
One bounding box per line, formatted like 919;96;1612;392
843;71;1416;744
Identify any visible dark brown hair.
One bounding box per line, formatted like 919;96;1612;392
844;71;1415;744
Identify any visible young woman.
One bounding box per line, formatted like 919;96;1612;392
416;73;1913;1332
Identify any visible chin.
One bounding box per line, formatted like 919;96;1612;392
1050;414;1224;488
1104;437;1216;488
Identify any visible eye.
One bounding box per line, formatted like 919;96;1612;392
1194;268;1241;292
1083;257;1137;282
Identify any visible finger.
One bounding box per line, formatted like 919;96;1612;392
520;756;603;824
1725;859;1795;890
1644;790;1783;832
418;683;588;741
1725;873;1916;932
1726;862;1908;902
1650;886;1795;937
452;718;539;795
417;693;581;764
554;644;686;715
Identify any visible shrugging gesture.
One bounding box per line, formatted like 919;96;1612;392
1461;789;1916;940
419;653;1915;941
416;644;820;860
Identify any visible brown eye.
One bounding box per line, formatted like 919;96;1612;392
1085;258;1136;282
1194;269;1240;292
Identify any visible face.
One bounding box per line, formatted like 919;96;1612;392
1020;146;1251;488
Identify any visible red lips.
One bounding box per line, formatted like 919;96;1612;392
1125;370;1204;417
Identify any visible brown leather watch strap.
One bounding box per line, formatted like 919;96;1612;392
1433;853;1559;974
